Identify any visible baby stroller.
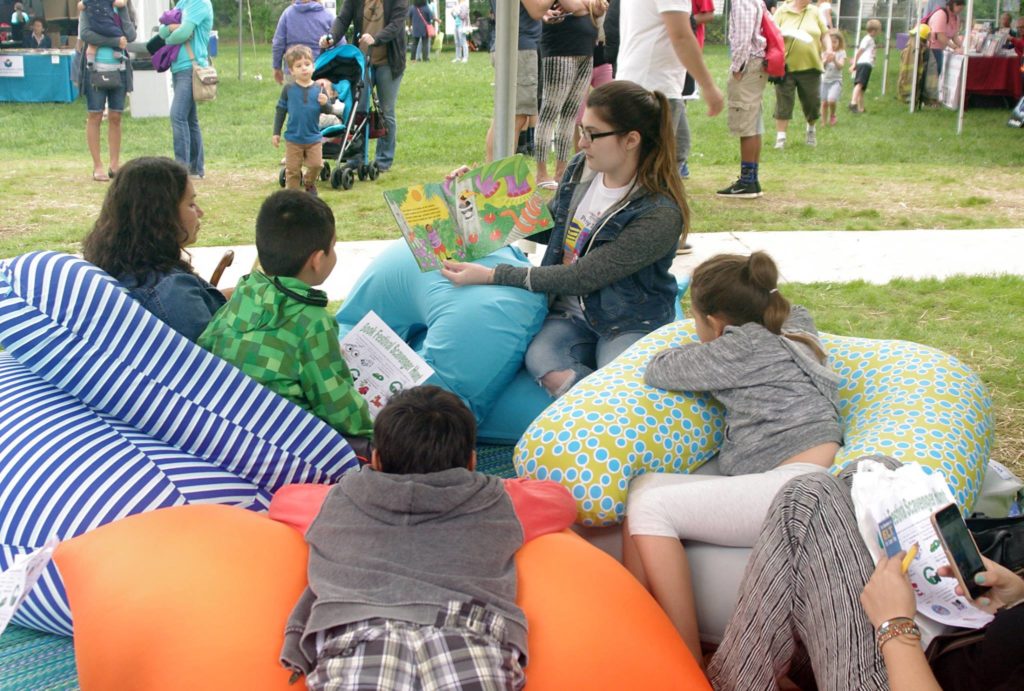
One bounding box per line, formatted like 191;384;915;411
313;43;388;190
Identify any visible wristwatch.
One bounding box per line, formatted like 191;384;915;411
875;617;921;651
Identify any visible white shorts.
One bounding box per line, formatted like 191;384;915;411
820;79;842;103
626;463;828;547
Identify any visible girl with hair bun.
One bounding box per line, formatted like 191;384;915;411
622;251;843;666
442;80;686;398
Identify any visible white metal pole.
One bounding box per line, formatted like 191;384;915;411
956;0;974;134
909;0;923;112
881;0;895;94
493;0;519;159
834;0;842;30
852;0;864;61
238;0;242;80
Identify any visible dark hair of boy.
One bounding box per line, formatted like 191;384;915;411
373;386;476;474
255;190;336;277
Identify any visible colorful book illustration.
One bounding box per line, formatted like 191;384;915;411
383;155;554;272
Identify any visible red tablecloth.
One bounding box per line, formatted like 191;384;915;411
965;55;1023;100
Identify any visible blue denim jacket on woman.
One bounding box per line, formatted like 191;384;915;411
118;268;226;341
494;153;683;339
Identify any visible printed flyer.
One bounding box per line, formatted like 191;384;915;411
340;311;434;418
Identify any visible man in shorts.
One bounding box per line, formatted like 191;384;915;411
486;0;585;161
717;0;767;199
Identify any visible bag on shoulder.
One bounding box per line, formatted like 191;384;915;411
184;40;218;102
760;5;786;80
417;8;437;37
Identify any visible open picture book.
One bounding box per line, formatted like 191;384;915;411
383;155;554;272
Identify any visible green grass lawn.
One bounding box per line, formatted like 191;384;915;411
0;41;1021;468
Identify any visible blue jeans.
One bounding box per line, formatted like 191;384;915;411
171;69;205;177
454;29;468;60
524;311;647;394
370;64;402;170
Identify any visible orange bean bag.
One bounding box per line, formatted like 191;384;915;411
54;504;708;691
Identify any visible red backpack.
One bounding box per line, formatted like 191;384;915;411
760;6;786;78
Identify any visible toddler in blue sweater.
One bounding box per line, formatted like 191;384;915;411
273;44;330;195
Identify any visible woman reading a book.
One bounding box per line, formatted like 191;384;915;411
442;80;685;398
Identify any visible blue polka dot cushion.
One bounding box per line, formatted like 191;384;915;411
515;319;994;526
336;240;549;440
0;251;360;635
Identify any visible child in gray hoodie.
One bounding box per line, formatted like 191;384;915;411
275;385;576;689
622;251;843;666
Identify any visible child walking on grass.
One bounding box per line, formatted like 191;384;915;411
273;44;331;195
820;29;846;126
622;251;843;667
274;385;576;689
850;19;882;114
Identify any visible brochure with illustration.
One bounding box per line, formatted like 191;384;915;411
340;311;434;418
383;155;554;272
851;460;993;642
0;537;58;637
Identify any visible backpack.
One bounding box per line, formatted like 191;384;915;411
760;5;785;78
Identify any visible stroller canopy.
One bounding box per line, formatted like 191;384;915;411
313;44;367;87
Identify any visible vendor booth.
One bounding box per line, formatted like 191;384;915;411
0;49;77;103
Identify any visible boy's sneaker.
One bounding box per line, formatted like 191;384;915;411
774;135;786;150
716;179;763;199
805;128;817;147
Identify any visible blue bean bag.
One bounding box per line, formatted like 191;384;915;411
0;252;360;635
337;241;552;443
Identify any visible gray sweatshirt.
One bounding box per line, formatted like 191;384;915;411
280;467;526;675
644;307;842;475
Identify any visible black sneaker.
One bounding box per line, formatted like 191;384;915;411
716;179;763;199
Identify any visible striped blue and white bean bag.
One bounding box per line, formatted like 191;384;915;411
0;252;359;635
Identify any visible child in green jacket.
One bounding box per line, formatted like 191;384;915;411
199;190;373;457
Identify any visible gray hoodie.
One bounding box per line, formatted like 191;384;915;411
280;467;527;675
644;306;842;475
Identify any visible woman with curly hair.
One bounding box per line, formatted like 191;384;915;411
82;157;226;340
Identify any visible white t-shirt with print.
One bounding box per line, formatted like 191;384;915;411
616;0;692;96
856;34;876;66
551;172;633;320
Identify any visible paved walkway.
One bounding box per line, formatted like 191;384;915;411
188;229;1024;301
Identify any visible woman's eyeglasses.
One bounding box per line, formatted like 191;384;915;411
576;125;624;144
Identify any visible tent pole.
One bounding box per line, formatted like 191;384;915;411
238;0;242;80
956;0;974;134
493;0;519;160
881;0;894;94
909;0;923;113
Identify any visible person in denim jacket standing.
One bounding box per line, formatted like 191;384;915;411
159;0;213;178
442;80;686;398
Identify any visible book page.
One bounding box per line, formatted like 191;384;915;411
0;537;58;637
385;155;553;271
340;311;434;418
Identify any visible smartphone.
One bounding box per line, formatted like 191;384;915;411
930;503;990;600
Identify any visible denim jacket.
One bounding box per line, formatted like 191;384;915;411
118;268;226;341
495;153;682;338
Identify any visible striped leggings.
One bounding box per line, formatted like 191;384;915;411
707;462;896;690
536;55;593;165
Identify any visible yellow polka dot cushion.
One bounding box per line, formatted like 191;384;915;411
514;320;994;526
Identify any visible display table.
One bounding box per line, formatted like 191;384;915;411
0;50;78;103
965;55;1023;102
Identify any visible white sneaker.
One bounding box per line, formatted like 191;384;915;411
774;136;786;150
806;128;817;147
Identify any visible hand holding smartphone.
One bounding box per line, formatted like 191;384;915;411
931;503;990;601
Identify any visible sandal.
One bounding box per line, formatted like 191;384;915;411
108;168;118;179
92;171;110;182
537;180;559;191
